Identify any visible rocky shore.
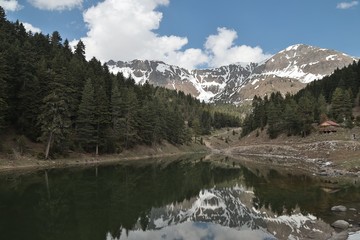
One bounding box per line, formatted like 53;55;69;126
329;205;360;240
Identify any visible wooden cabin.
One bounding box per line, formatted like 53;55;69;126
319;120;340;133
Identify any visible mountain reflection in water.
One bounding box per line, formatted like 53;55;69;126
109;222;275;240
0;155;359;240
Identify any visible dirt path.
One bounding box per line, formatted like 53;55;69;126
203;128;242;153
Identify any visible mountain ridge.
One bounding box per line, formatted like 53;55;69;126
107;44;358;104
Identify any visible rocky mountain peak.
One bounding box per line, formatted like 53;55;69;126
107;44;358;104
262;44;356;83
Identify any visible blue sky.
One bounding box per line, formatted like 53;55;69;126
1;0;359;69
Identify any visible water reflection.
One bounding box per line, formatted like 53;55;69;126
107;222;275;240
0;155;359;240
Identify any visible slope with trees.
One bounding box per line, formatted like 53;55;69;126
0;7;240;159
242;60;360;138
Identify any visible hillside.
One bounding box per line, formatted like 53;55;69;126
0;11;239;160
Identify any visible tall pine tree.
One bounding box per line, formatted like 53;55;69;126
77;79;97;152
38;86;70;159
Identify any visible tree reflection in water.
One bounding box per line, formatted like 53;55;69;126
0;155;359;240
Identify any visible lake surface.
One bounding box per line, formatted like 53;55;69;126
0;155;359;240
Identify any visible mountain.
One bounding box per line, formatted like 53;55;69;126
107;59;257;102
219;44;359;103
107;44;358;104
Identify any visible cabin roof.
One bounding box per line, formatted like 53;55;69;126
319;120;340;127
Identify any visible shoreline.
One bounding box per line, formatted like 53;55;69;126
1;127;360;183
0;142;209;174
0;152;199;174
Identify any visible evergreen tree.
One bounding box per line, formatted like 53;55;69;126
200;110;212;135
93;83;110;154
0;53;8;132
331;88;353;127
0;6;5;22
38;88;70;159
119;86;139;149
77;79;97;152
110;82;122;149
16;41;42;140
267;102;281;139
191;117;201;143
74;40;86;60
298;92;314;137
252;96;266;130
315;94;327;123
138;100;157;145
50;31;62;48
283;99;299;136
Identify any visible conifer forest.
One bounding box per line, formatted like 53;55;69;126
0;7;240;158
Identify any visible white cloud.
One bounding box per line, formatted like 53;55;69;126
80;0;269;69
205;27;271;67
0;0;22;11
22;22;41;33
81;0;208;69
28;0;83;11
336;1;358;9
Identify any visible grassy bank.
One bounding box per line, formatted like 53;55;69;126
0;135;208;173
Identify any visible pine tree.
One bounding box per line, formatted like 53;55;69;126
38;88;70;159
283;99;299;136
298;92;314;137
93;83;110;154
0;6;5;23
77;79;96;152
110;82;122;148
331;88;345;122
16;41;42;140
118;86;139;149
191;117;201;143
200;110;212;135
74;40;86;61
267;102;281;139
0;53;8;132
138;100;157;145
315;94;327;123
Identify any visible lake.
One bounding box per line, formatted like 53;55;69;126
0;155;359;240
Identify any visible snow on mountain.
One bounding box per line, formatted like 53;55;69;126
107;44;358;104
108;60;217;102
262;44;356;84
214;44;358;103
107;59;255;102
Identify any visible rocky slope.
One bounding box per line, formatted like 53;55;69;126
220;44;358;103
107;44;358;104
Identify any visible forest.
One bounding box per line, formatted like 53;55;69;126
241;60;360;138
0;7;240;159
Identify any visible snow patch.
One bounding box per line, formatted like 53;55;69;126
264;65;325;83
285;44;301;52
156;63;171;73
326;55;337;61
309;61;319;66
251;79;259;85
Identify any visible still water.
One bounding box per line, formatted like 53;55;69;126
0;155;359;240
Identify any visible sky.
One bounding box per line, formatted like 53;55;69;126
1;0;360;69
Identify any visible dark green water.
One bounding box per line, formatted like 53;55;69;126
0;155;359;240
